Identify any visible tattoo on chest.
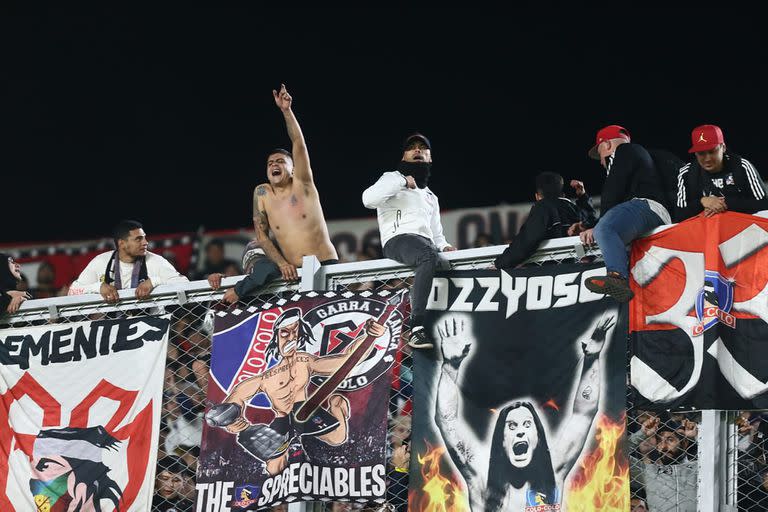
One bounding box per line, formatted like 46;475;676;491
290;194;298;206
265;365;291;379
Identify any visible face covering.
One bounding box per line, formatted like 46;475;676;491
397;161;432;188
30;472;72;511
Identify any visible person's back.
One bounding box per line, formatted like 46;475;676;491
601;143;667;215
648;148;686;215
495;172;585;270
581;125;671;302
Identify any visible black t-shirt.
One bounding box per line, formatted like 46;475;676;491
600;143;666;216
703;167;747;198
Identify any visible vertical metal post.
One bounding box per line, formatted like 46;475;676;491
289;256;325;512
699;410;721;511
300;255;324;292
722;412;738;511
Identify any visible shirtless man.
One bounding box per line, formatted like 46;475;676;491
208;84;338;303
434;313;614;511
206;308;386;475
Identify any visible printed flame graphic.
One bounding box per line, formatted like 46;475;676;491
566;414;629;511
410;443;470;512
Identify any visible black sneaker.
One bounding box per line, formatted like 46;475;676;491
585;273;635;303
408;327;434;349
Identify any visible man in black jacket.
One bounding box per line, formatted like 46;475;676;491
675;124;767;222
580;125;671;302
495;172;596;270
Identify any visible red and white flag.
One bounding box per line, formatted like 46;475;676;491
0;315;170;511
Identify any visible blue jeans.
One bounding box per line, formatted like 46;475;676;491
593;199;666;279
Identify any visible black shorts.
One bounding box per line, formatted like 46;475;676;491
269;402;340;438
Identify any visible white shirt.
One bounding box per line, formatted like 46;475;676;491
362;171;450;250
68;251;189;295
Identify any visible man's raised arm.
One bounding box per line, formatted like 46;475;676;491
273;83;312;184
554;315;615;481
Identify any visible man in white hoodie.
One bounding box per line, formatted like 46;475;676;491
69;219;188;302
362;133;455;349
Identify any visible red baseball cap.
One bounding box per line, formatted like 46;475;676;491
688;124;725;153
588;125;631;159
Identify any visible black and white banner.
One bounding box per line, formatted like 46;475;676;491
410;264;628;511
0;315;170;511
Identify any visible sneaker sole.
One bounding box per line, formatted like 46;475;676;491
584;278;635;303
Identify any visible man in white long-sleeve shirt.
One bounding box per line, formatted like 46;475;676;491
69;220;188;302
362;133;455;349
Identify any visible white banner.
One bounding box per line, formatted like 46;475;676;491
0;315;170;511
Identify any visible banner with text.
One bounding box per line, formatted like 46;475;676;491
197;290;408;510
0;315;170;511
410;264;628;511
630;212;768;410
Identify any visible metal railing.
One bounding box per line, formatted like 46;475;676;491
2;235;729;511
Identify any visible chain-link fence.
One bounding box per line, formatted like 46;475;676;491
627;408;701;512
0;238;710;511
724;411;768;511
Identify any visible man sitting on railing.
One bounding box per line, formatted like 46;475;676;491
580;125;671;302
362;133;455;349
208;84;338;304
494;172;596;270
68;220;188;303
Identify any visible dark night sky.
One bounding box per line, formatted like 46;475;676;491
2;8;765;243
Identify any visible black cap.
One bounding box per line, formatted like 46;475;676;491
157;455;193;477
403;133;431;152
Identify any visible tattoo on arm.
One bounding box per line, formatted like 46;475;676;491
254;209;287;265
256;186;268;196
255;210;269;232
457;441;474;465
573;354;600;414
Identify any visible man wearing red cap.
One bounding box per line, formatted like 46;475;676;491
675;124;767;221
580;125;671;302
